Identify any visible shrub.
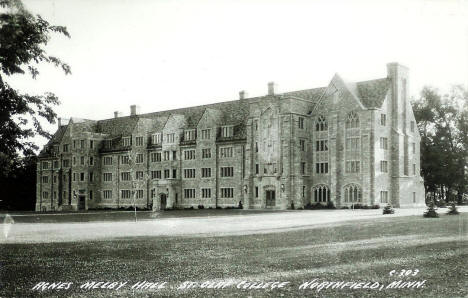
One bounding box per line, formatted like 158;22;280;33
446;202;459;215
238;201;243;209
291;202;295;210
326;200;336;209
372;204;380;209
216;206;222;209
423;202;439;218
197;205;205;210
382;204;395;215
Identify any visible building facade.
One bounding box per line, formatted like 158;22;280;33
35;63;425;211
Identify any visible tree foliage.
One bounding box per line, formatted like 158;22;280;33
412;85;468;204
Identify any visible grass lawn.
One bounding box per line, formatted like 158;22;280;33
0;213;466;297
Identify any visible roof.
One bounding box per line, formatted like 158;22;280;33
356;78;391;108
283;87;327;104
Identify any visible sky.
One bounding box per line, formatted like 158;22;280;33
8;0;468;148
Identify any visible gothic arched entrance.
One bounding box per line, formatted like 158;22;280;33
160;193;167;210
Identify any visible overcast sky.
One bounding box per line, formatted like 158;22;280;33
9;0;468;147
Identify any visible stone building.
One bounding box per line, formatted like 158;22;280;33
35;62;425;211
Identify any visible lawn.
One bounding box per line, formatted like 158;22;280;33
0;212;466;297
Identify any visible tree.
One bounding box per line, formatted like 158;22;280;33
0;0;70;209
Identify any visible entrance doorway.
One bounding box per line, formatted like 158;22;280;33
265;190;276;207
78;195;86;210
160;194;167;210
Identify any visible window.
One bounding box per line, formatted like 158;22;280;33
103;173;113;182
89;172;94;182
346;137;360;151
173;151;177;160
104;139;112;148
380;191;388;203
103;190;112;199
151;152;162;162
413;164;416;176
315;162;329;174
121;190;131;199
221;126;234;137
42;161;49;170
220;167;234;177
255;186;259;198
121;172;131;181
300;140;306;151
73;140;77;149
255;164;259;175
184;189;196;198
201;168;211;178
89;190;93;200
164;169;170;178
172;169;177;179
380;137;388;150
184;129;196;141
89;140;94;149
73;173;76;181
122;137;131;147
136;153;144;164
80;139;85;148
298;117;304;129
151;133;161;144
135;171;144;180
121;155;129;165
313;185;330;202
73;156;76;165
165;133;175;143
380;114;386;126
42;191;49;199
62;159;70;167
89;157;94;166
343;184;362;203
315;140;328;151
184;149;196;160
346;111;359;129
135;136;143;146
410;121;415;132
255;142;258;153
41;176;49;183
80;172;85;181
151;170;161;179
316;115;327;131
164;151;170;161
413;192;416;203
184;169;196;178
380;160;388;172
346;161;360;173
301;162;306;175
412;143;416;154
202;148;211;159
63;144;69;152
220;147;233;158
103;156;113;165
202;188;211;198
136;189;144;199
220;188;234;198
201;129;211;140
53;161;59;168
53;175;57;183
80;156;85;165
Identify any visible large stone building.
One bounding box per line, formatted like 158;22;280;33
36;63;425;211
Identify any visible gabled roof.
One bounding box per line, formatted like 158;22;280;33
356;78;391;108
283;87;326;104
96;116;140;138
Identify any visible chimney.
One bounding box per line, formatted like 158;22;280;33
58;117;61;128
239;90;247;100
268;82;275;95
130;105;140;116
114;111;123;118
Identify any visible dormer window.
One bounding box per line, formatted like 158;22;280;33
151;133;161;144
165;133;175;143
122;137;131;147
221;126;234;138
135;136;143;146
184;129;196;141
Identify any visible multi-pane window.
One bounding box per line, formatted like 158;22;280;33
343;184;362;203
380;137;388;150
62;159;70;167
298;117;304;129
103;156;113;165
380;114;386;126
89;172;94;182
172;169;177;179
121;190;131;199
89;157;94;166
103;190;112;199
202;188;211;198
220;167;234;177
164;151;170;161
220;188;234;198
380;191;388;203
42;191;49;199
184;189;195;198
346;111;359;129
151;152;161;162
184;129;196;141
316;115;327;131
135;136;143;146
121;155;129;165
184;169;196;178
313;185;330;202
135;171;144;180
300;140;306;151
380;160;388;172
121;172;131;181
136;189;144;199
201;129;211;140
122;137;131;147
53;160;59;168
80;139;85;148
136;153;144;164
73;173;76;181
316;140;328;151
152;133;161;144
172;151;177;160
63;144;69;152
73;140;77;149
221;126;234;137
220;147;233;158
42;162;49;170
41;176;49;183
346;137;360;150
80;156;85;165
315;163;329;174
73;156;76;165
103;173;113;182
301;162;306;175
184;150;196;160
346;161;360;173
164;169;170;178
166;133;175;143
89;140;94;149
202;148;211;159
201;168;211;178
151;170;161;179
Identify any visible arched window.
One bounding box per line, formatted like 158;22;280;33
346;111;359;129
315;115;328;131
343;184;362;203
313;184;330;203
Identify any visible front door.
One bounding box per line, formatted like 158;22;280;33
160;194;167;210
266;190;276;208
78;195;86;210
